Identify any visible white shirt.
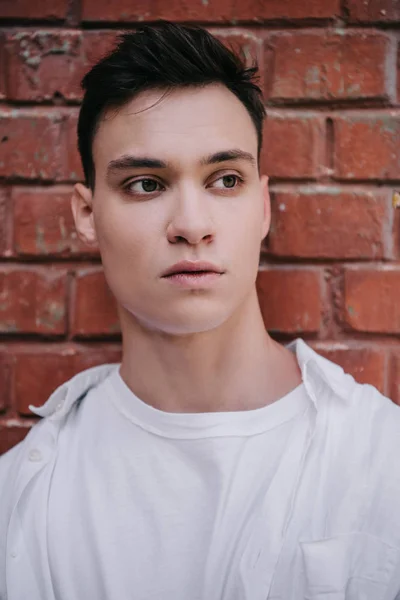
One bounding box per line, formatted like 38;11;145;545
1;339;400;600
47;370;309;600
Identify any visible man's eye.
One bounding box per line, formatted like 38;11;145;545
126;179;162;194
211;175;242;190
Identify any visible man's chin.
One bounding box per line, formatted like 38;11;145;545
118;298;237;337
153;315;228;337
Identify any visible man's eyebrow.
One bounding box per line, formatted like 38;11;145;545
107;149;256;178
200;149;256;166
107;155;168;175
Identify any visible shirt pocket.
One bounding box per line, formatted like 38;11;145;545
300;532;400;600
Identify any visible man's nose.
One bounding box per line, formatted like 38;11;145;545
166;184;215;245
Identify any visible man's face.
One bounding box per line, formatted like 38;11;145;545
74;84;270;335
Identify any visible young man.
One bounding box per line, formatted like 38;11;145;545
1;21;400;600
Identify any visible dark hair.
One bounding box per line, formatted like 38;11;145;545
78;21;266;190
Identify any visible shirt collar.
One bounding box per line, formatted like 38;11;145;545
288;338;357;409
29;339;354;420
29;363;120;420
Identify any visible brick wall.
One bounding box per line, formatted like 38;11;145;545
0;0;399;454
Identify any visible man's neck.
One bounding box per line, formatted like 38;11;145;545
118;292;302;414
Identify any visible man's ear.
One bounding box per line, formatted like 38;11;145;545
71;183;98;246
260;174;271;240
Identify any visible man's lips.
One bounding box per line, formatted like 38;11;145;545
162;260;224;277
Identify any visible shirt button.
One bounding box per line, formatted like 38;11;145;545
55;402;63;412
10;551;18;558
28;449;42;462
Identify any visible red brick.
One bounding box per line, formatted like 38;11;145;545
398;42;400;104
5;31;118;103
262;113;324;179
61;113;84;181
0;187;12;257
81;31;119;68
348;0;400;22
0;423;31;456
71;269;120;337
256;268;323;333
0;353;12;412
14;344;122;415
0;268;67;335
313;343;386;394
5;31;83;102
82;0;340;22
0;35;6;100
394;193;400;259
0;110;63;180
267;187;392;259
391;352;400;405
344;267;400;333
214;31;265;89
270;31;392;102
0;0;68;20
12;187;99;257
334;114;400;180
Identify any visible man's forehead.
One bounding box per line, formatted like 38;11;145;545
93;84;258;166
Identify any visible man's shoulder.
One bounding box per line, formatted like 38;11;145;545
298;343;400;544
333;377;400;542
295;339;398;416
0;362;119;477
296;339;400;461
29;361;120;419
337;378;400;456
325;358;399;436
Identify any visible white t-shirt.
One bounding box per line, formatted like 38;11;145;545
47;368;311;600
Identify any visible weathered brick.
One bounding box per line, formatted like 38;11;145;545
0;268;67;335
61;113;84;181
333;114;400;180
348;0;400;22
0;0;68;20
71;269;120;337
12;187;98;257
313;343;387;394
397;41;400;104
5;31;83;102
0;110;63;180
0;35;6;100
0;187;12;257
82;0;340;22
270;31;392;102
4;28;258;105
0;353;12;412
14;344;122;415
81;31;119;67
256;268;323;333
391;352;400;405
0;423;31;456
262;113;324;179
5;30;118;103
214;31;262;61
394;191;400;259
344;267;400;333
267;187;392;259
214;31;265;91
13;353;80;415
